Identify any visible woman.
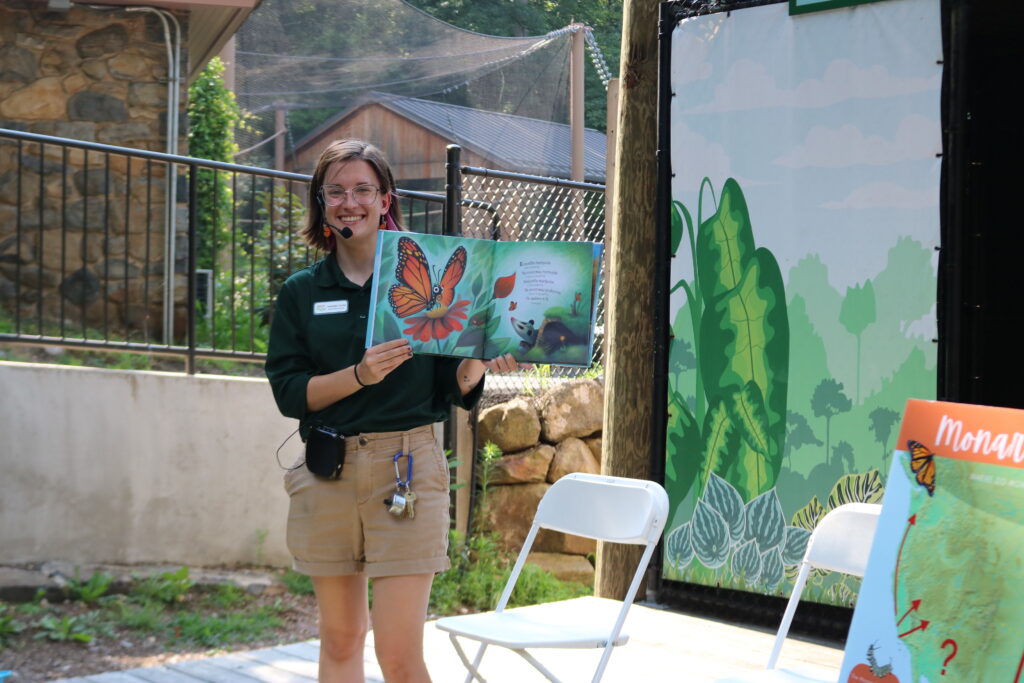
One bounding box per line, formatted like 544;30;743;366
265;139;517;682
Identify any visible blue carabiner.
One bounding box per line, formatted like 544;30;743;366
392;451;413;487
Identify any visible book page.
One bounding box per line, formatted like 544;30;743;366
839;399;1024;683
367;231;493;358
489;240;602;366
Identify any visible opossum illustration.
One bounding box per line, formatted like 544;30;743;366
510;316;582;355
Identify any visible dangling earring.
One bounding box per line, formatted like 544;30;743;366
323;225;331;237
379;213;387;230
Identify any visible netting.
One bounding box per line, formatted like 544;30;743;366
233;0;607;167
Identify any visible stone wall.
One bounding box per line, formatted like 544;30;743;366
0;2;189;337
477;379;604;585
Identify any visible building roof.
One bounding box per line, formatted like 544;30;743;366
298;95;607;183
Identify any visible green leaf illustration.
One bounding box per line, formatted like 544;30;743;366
700;249;788;493
381;313;402;341
666;523;694;571
744;489;785;553
665;392;703;506
696;178;756;304
691;500;730;568
730;382;770;456
826;469;884;510
760;547;785;591
670;200;691;258
482;337;511;359
454;327;485;351
731;538;762;583
723;382;773;498
781;526;811;566
697;399;735;496
703;473;745;543
790;496;825;531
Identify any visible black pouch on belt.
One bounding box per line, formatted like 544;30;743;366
305;425;346;480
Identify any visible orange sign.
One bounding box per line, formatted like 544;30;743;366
896;399;1024;469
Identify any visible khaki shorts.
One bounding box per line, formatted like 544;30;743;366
283;424;451;578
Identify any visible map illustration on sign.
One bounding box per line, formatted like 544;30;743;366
840;399;1024;683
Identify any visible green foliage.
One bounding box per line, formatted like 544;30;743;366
33;614;98;643
68;569;115;604
188;56;248;271
112;599;163;632
520;364;553;396
200;584;248;609
130;567;194;605
1;604;26;647
666;178;789;507
430;440;591;614
280;570;315;596
195;184;306;354
167;606;283;647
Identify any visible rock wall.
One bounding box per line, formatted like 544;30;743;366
477;379;604;585
0;3;189;336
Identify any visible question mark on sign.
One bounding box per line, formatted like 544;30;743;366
940;639;958;675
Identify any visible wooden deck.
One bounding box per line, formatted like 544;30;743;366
51;597;844;682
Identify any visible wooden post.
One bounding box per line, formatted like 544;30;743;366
603;77;619;362
596;0;659;601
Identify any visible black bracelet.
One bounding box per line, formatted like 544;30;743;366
353;363;370;388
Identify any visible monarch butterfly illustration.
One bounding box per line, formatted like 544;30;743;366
907;440;936;496
388;236;467;318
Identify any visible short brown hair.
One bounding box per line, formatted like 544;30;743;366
302;139;405;251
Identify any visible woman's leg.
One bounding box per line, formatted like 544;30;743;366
371;573;435;683
312;574;370;683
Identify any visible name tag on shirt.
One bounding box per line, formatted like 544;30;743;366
313;300;348;315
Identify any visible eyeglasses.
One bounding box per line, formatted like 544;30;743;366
320;184;380;206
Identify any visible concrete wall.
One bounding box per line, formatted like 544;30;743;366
0;361;297;567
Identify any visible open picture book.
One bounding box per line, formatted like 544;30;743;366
366;231;603;366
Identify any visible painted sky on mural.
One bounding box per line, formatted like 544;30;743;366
670;0;942;298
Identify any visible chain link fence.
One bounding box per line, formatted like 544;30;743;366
455;160;607;401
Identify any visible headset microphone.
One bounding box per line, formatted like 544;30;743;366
316;194;353;239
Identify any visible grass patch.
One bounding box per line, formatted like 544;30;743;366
167;605;284;647
280;570;315;596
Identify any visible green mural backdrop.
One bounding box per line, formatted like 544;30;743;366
664;0;942;606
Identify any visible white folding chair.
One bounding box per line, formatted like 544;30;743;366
716;502;882;683
435;473;670;683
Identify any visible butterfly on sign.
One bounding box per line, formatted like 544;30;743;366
387;236;468;318
906;439;936;496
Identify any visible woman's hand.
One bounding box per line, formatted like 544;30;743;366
457;353;530;395
483;353;523;374
358;338;413;385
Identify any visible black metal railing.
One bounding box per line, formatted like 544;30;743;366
0;131;606;382
0;128;444;372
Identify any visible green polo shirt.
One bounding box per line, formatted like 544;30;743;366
265;256;483;437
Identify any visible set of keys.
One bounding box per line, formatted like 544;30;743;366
384;452;416;520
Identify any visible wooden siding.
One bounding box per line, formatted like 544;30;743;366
289;104;508;182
